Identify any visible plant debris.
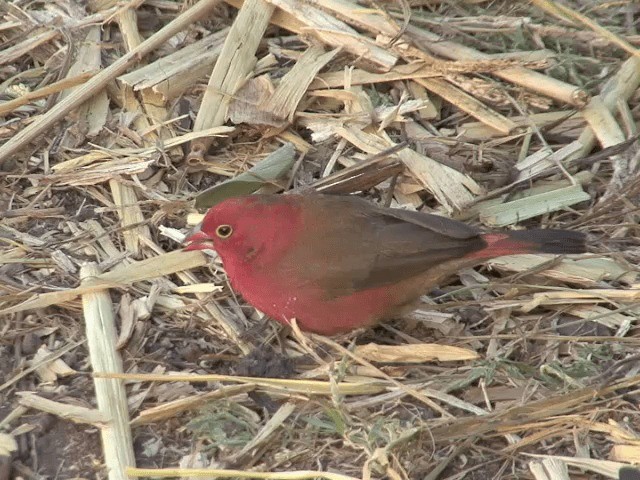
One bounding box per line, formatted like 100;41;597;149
1;0;640;479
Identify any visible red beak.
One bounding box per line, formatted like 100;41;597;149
183;231;216;251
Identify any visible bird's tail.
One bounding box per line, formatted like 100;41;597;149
469;229;586;259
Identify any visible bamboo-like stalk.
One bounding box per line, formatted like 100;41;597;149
81;264;135;480
57;25;109;138
488;255;637;286
260;46;339;121
117;6;170;134
95;371;386;396
108;179;151;255
17;393;109;426
459;110;584;140
0;71;95;116
415;77;515;134
189;0;275;160
308;59;549;90
0;30;60;66
126;467;361;480
529;457;571;480
526;454;627;479
131;384;255;426
354;343;478;362
118;28;230;100
479;184;591;227
112;4;175;255
571;57;640;159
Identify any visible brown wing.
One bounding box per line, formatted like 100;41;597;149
280;195;487;297
353;204;486;290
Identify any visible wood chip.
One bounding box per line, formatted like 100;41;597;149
81;263;136;479
260;45;339;121
354;343;479;363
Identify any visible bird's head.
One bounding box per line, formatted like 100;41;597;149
183;195;302;265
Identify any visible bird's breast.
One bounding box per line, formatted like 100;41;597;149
226;263;310;323
222;258;406;335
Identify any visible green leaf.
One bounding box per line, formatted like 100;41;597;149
195;143;296;209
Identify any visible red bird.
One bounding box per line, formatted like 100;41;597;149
184;194;585;335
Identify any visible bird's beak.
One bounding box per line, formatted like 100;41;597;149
183;231;216;251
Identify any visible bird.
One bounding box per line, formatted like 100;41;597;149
184;193;586;335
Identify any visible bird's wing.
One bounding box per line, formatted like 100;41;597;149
347;207;487;292
283;196;487;297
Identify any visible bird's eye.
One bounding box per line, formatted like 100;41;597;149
215;224;233;238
